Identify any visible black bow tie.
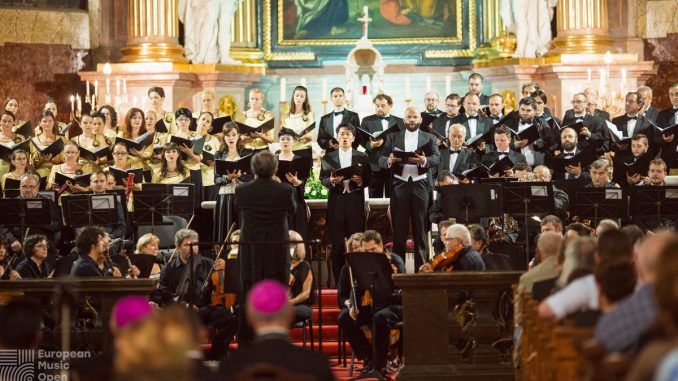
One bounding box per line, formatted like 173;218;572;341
379;116;389;121
520;122;532;127
627;115;638;120
498;151;509;155
467;115;478;120
564;152;575;157
491;116;500;121
334;111;343;116
450;150;460;154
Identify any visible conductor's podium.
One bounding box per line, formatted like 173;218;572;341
394;272;522;381
0;278;157;351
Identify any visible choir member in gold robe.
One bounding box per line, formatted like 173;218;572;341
72;113;111;170
30;110;65;178
46;141;93;194
1;149;29;194
4;97;31;136
236;88;274;152
148;86;176;134
0;110;27;179
151;142;191;184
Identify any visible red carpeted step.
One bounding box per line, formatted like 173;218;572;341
312;307;341;323
316;288;339;307
290;324;340;341
291;341;351;357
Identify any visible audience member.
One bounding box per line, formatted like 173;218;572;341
0;298;42;349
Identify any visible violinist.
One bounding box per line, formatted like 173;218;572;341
70;226;123;277
419;224;485;272
337;230;403;379
337;232;364;310
12;234;52;279
157;228;237;360
130;233;161;278
288;230;315;324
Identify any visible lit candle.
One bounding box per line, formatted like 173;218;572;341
620;68;627;95
76;94;81;113
105;77;110;96
425;76;432;92
123;79;128;96
70;95;75;113
94;80;99;98
405;76;411;100
85;80;90;98
300;77;307;88
280;78;286;102
445;75;451;95
587;68;592;86
116;79;121;96
91;94;96;111
322;78;328;102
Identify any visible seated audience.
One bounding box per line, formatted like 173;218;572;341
289;230;315;324
0;298;43;350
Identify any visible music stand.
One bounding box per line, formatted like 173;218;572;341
502;182;555;269
345;252;395;313
629;186;678;228
438;184;503;224
61;194;120;228
0;198;51;240
571;187;627;227
134;184;194;228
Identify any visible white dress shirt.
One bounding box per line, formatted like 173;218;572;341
395;129;427;182
380;115;390;131
518;121;536;166
338;148;353;193
466;114;478;137
332;108;345;134
626;114;637;137
448;150;459;172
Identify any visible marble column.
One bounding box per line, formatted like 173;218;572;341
120;0;187;63
547;0;613;56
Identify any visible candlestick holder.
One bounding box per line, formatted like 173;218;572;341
321;100;328;115
405;98;412;107
279;100;288;127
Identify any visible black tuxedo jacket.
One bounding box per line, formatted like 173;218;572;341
378;128;440;186
564;108;610;121
548;148;592;181
655;108;678;166
611;114;656;155
318;109;360;152
430;113;462;142
436;147;475;179
320;149;371;197
219;333;335;381
644;105;660;123
359;114;404;171
459;114;494;141
481;149;527;167
561;113;607;153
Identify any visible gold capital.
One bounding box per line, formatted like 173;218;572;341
120;0;187;63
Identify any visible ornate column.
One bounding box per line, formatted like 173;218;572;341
547;0;613;56
474;0;516;64
120;0;187;63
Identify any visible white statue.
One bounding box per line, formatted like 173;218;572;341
178;0;241;64
500;0;556;58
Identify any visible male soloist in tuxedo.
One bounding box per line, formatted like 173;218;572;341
320;123;371;283
379;107;440;269
359;94;404;198
505;97;555;167
481;126;527;176
318;87;360;153
655;83;678;170
610;92;655;156
460;92;493;140
435;123;475;179
430;93;462;148
562;92;607;154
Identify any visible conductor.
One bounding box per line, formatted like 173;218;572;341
234;150;297;345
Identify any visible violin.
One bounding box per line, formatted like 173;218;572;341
428;244;464;272
210;249;237;308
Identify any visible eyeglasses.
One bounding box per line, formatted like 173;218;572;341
445;104;460;108
571;100;586;104
425;98;439;102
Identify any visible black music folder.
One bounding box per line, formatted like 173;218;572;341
31;138;64;157
236;119;275;135
108;167;144;186
114;131;155;152
392;141;434;161
276;156;312;180
215;154;253;176
287;122;316;139
13;121;33;138
357;124;399;140
511;124;541;145
545;147;598;173
79;145;111;162
54;172;92;188
0;139;30;162
487;156;514;177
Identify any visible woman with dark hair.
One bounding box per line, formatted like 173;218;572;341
195;111;220;192
152;142;190;184
30;110;65;178
1;149;29;194
13;234;51;279
98;105;119;139
0;110;27;179
289;229;315;323
281;85;315;160
236;88;274;153
0;236;9;279
43;99;69;138
213;122;252;241
72;113;111;169
3;97;31;135
148;86;175;134
171;107;202;170
276;128;309;243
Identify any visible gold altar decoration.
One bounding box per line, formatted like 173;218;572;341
546;0;613;58
120;0;188;63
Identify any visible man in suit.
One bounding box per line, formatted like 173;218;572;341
562;92;608;154
611;91;655;155
612;134;652;188
481;125;527;176
235;151;296;345
655;83;678;170
505;97;555;167
562;88;610;122
380;106;440;269
422;91;444;119
430;93;462;148
320;123;371;284
220;280;334;381
460;92;493;140
466;72;489;106
638;85;660;123
318;87;360;153
532;90;561;142
359;94;404;198
436;123;474;179
488;93;505;124
585;159;618;188
548;127;591;181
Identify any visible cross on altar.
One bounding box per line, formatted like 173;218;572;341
357;6;372;39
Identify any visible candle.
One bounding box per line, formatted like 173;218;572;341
76;94;81;113
70;95;75;113
94;80;99;98
322;78;328;101
445;75;451;95
123;79;128;96
280;78;286;102
425;76;432;92
599;68;605;98
91;94;96;111
405;76;411;100
105;77;110;96
86;80;90;98
621;68;627;95
116;79;121;96
133;96;139;108
587;68;592;86
300;77;307;88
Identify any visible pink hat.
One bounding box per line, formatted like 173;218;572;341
113;296;153;328
247;280;288;315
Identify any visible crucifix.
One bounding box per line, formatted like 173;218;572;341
357;6;372;39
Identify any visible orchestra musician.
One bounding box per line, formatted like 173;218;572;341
236;88;274;153
70;226;122;277
130;233;161;278
288;230;315;324
157;228;237;360
586;159;618;189
320;122;370;283
419;223;486;272
11;234;52;280
318;87;360;153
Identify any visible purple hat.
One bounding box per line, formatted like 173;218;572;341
112;295;153;328
247;280;288;315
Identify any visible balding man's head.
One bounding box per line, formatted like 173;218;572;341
636;231;674;284
404;106;422;130
537;232;563;259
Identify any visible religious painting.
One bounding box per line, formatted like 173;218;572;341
263;0;480;66
280;0;460;42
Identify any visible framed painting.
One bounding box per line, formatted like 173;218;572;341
262;0;481;66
